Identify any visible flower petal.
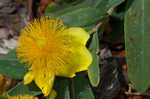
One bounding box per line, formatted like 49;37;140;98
33;64;55;96
24;72;34;85
52;27;92;78
66;27;90;45
55;45;92;78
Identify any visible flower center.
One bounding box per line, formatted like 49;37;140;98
35;39;45;46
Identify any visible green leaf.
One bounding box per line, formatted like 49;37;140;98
45;0;96;16
72;73;94;99
0;50;27;79
45;0;107;27
53;78;70;99
46;0;124;27
0;95;8;99
62;7;106;27
46;7;107;27
96;0;125;13
88;31;100;87
111;1;126;21
125;0;150;92
8;82;42;96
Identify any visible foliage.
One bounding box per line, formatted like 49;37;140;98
125;0;150;92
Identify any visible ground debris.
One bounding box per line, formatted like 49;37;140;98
0;0;29;55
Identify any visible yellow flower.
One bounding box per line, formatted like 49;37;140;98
0;74;4;86
8;95;38;99
17;17;92;96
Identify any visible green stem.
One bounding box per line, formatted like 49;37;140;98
69;79;76;99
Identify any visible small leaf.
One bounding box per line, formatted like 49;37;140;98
0;50;27;79
8;82;41;96
0;95;8;99
53;78;70;99
88;31;100;87
72;73;94;99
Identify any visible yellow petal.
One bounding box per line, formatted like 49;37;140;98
34;65;55;96
24;72;34;85
48;89;57;99
52;27;92;77
55;45;92;78
65;27;90;45
8;95;38;99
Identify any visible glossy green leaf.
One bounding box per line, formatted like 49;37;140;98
53;78;70;99
125;0;150;92
72;73;94;99
8;82;41;96
0;50;27;79
88;31;100;87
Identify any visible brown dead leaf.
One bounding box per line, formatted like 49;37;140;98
0;74;4;87
38;0;54;16
104;22;112;33
120;50;126;57
0;75;19;94
17;0;23;5
122;64;127;71
127;95;143;99
28;0;34;21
